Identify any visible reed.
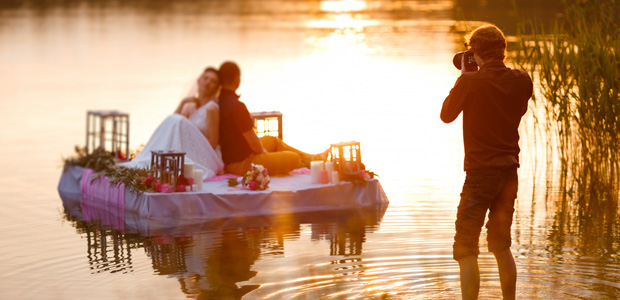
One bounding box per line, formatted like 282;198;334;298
514;0;620;233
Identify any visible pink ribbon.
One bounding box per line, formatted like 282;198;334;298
80;168;125;230
205;174;240;182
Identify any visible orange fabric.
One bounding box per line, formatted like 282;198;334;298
224;136;309;175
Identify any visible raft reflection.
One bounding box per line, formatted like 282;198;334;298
61;194;387;299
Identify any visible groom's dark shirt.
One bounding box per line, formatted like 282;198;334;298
219;88;254;165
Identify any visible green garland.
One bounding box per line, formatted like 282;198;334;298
64;146;116;173
93;166;151;195
64;146;150;195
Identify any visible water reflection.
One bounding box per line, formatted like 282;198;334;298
86;230;138;274
2;0;619;298
61;193;387;299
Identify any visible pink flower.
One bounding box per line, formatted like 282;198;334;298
154;182;162;192
116;151;126;160
248;181;258;190
175;184;186;192
143;174;154;186
176;174;190;186
160;183;174;193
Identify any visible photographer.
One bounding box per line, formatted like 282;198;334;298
441;24;533;300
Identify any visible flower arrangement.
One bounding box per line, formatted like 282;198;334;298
341;162;378;186
142;173;193;193
64;146;192;195
241;164;270;190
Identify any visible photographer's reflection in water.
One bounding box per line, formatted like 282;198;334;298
441;24;533;300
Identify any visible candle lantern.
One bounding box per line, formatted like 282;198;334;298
250;111;283;140
150;150;186;185
329;141;362;177
85;110;130;161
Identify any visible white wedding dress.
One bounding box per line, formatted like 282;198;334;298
122;101;224;179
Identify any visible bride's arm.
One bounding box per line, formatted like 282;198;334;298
206;105;219;149
180;102;197;118
174;96;196;114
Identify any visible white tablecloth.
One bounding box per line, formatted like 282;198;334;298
59;166;389;221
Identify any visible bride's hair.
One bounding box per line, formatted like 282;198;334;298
202;67;219;77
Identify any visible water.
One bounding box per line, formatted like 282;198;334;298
1;0;619;299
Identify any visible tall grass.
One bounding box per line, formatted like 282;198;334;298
514;0;620;237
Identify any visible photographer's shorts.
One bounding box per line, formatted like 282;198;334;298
453;166;518;261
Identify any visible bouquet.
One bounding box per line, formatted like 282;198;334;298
241;164;270;190
142;173;192;193
341;162;378;186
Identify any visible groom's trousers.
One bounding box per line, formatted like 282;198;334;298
224;136;311;175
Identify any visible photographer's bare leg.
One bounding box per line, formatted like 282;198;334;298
458;255;480;300
494;248;516;300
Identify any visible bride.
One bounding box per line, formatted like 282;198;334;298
123;67;224;179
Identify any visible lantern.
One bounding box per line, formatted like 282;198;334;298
85;110;130;160
250;111;283;140
150;150;185;185
329;141;362;177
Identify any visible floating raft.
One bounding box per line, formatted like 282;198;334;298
58;166;389;221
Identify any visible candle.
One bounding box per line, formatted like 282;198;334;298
324;161;334;182
331;171;339;184
310;161;323;184
194;169;204;190
320;170;329;184
183;163;195;178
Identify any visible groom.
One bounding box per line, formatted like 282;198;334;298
218;61;315;176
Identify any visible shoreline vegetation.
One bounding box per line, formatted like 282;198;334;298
514;0;619;253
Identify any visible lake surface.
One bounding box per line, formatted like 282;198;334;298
1;0;619;299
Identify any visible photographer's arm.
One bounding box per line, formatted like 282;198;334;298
441;77;467;123
521;76;534;116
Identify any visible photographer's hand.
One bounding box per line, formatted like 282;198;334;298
461;52;482;74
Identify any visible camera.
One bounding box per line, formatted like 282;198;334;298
453;51;478;72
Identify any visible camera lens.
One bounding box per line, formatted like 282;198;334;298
453;52;464;70
453;51;478;71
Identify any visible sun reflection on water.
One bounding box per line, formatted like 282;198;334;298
307;15;377;30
